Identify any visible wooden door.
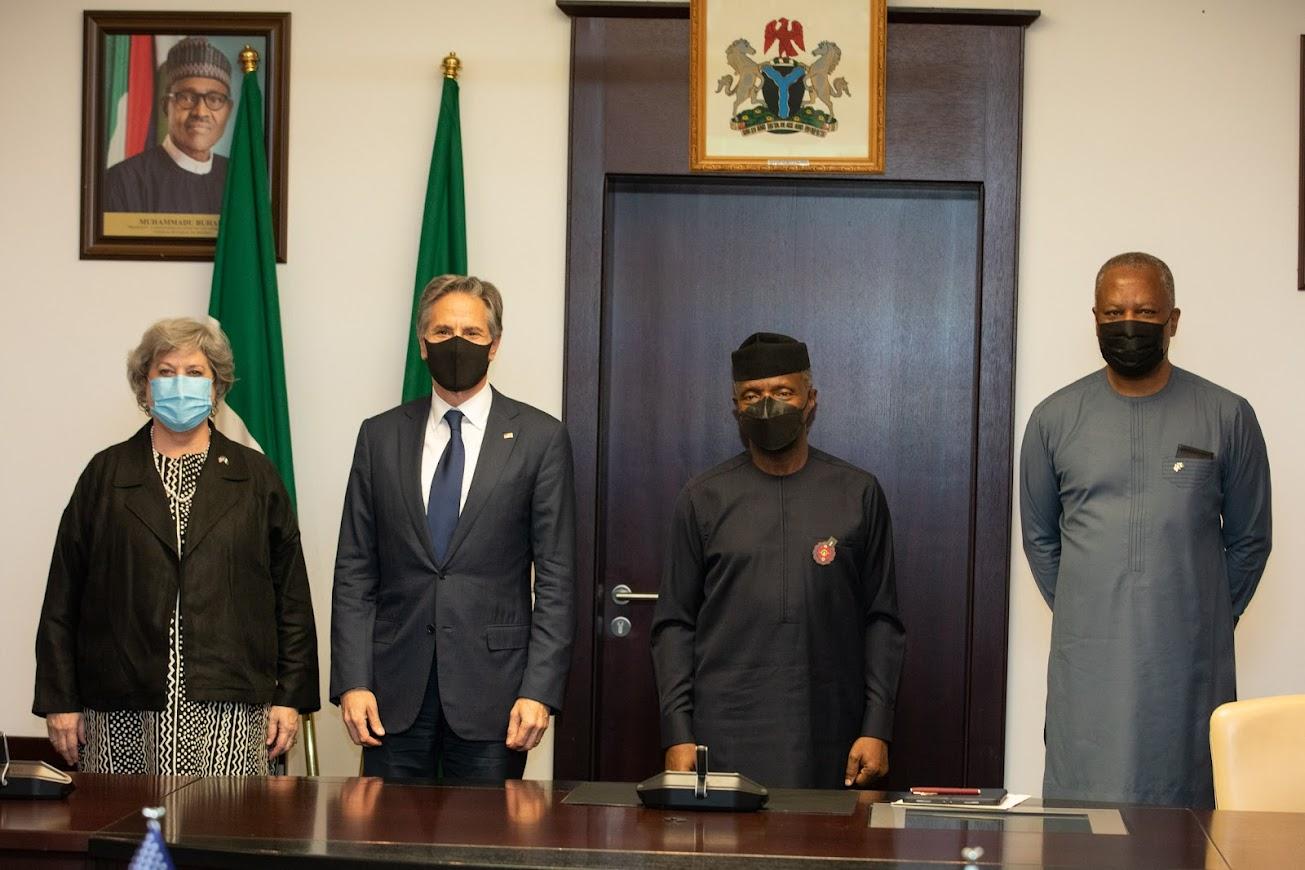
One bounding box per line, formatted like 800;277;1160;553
556;6;1036;788
594;177;981;786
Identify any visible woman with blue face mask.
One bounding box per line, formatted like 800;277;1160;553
33;317;319;776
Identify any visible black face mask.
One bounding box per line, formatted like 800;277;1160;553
424;336;492;392
737;397;806;452
1097;319;1168;378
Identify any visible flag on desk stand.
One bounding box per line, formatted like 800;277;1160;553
401;51;467;403
208;45;297;506
129;807;175;870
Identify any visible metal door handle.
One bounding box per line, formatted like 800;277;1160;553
611;583;659;605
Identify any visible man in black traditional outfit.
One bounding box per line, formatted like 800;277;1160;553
650;333;906;789
103;37;233;215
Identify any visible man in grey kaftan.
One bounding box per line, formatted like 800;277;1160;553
1020;252;1271;808
651;333;906;790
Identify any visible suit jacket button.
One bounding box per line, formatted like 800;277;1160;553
426;624;436;635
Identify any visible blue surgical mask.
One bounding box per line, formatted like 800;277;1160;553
150;376;213;432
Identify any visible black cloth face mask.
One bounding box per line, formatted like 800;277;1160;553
1097;319;1168;378
424;336;492;392
737;396;806;452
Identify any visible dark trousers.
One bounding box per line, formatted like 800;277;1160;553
362;663;527;782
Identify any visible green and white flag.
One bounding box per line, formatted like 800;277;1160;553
401;69;467;402
208;54;296;504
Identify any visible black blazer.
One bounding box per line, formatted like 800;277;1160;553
33;424;319;715
329;389;576;740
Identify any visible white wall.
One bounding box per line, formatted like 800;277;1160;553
1;0;1301;789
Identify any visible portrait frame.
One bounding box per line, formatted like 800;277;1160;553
80;11;290;262
690;0;886;173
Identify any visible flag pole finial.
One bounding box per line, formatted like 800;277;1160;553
442;52;461;80
240;44;260;73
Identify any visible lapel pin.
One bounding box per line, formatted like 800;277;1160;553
812;537;838;566
218;455;229;465
1172;461;1183;472
503;432;514;439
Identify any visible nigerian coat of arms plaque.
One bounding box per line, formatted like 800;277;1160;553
691;0;886;173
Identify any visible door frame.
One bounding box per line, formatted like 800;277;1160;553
555;1;1039;785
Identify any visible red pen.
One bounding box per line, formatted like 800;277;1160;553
909;787;982;796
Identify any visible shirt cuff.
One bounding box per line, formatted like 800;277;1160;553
861;703;895;742
661;712;695;749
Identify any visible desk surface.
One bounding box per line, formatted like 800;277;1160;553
0;773;193;853
1195;808;1305;870
2;774;1302;868
89;776;1305;869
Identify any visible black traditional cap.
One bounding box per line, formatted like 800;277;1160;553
163;37;232;92
731;332;810;381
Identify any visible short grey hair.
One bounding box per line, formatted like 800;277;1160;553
1095;251;1176;309
127;317;236;412
415;275;504;340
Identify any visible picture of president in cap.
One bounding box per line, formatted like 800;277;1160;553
650;332;906;789
104;36;233;216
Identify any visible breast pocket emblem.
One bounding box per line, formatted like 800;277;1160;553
812;537;838;566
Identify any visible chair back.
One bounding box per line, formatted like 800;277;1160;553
301;713;319;775
1210;694;1305;811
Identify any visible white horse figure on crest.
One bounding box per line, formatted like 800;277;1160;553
806;40;851;116
716;38;763;115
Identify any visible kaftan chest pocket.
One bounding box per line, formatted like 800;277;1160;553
803;532;864;570
1162;453;1217;490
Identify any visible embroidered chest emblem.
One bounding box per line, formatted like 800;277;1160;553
812;537;838;566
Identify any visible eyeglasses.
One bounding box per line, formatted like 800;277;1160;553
168;90;230;111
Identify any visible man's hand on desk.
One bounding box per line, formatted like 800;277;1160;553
665;742;697;772
845;736;889;787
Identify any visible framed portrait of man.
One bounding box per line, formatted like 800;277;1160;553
80;12;290;261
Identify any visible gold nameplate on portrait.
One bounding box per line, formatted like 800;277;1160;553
103;212;220;238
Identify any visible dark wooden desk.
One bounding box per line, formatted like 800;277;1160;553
1195;807;1305;869
3;775;1302;868
75;776;1301;868
0;774;194;869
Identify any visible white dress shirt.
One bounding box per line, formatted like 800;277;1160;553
162;134;215;174
421;383;493;514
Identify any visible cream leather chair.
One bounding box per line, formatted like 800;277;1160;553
1209;694;1305;811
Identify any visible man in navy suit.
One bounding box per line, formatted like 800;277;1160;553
330;275;576;780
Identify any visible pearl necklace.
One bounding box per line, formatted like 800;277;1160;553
149;426;207;553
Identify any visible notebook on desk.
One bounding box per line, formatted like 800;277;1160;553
902;787;1008;806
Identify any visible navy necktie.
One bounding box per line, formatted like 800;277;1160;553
427;409;464;563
